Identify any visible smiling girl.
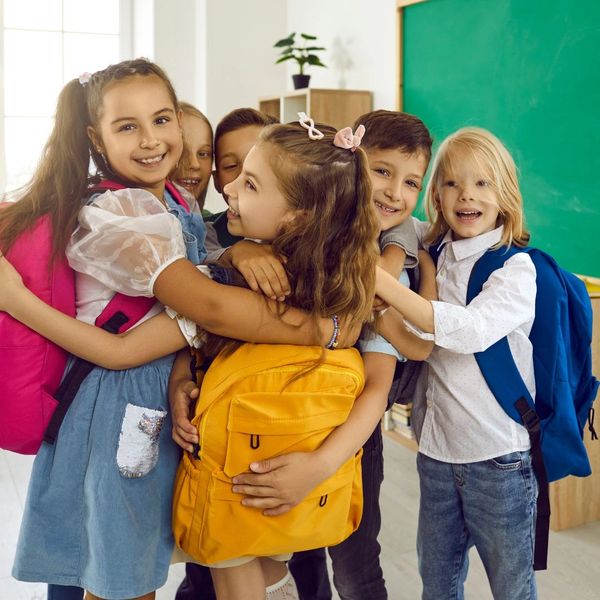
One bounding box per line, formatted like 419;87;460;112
0;59;345;600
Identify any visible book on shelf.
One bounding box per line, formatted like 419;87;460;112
384;403;416;439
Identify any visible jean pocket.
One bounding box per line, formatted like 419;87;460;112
489;451;523;471
116;403;167;478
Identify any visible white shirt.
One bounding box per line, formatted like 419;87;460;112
415;223;536;463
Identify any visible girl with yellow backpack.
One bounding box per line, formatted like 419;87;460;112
0;115;381;599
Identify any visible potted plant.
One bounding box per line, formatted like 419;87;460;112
274;32;326;89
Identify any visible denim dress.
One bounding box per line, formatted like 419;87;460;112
12;188;206;599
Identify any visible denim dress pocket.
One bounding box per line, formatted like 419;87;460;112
116;403;167;478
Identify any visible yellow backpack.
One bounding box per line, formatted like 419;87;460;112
172;343;365;565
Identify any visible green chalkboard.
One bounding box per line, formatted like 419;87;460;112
403;0;600;276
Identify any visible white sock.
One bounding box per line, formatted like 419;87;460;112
265;570;299;600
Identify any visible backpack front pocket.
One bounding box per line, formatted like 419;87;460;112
175;448;363;565
218;391;355;477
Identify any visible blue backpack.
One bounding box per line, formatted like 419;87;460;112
433;243;599;570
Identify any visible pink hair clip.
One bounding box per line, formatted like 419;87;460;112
298;112;324;140
78;72;92;87
333;124;366;152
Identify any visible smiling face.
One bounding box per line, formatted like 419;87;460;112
365;148;428;232
173;113;213;200
87;74;183;199
223;142;296;242
437;153;501;240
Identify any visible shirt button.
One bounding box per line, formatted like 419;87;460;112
427;400;433;408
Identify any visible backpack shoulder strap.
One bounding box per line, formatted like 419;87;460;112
466;245;538;422
466;244;551;570
427;235;446;266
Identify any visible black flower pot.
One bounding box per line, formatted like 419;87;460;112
292;74;311;89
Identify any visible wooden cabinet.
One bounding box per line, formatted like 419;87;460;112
258;88;373;130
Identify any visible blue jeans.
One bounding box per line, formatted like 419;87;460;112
416;451;538;600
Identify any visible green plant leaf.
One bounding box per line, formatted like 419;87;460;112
300;33;317;40
275;55;296;64
274;33;296;47
304;46;326;52
307;55;327;67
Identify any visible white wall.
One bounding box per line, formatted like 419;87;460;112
285;0;397;109
205;0;287;123
142;0;398;211
153;0;206;109
203;0;287;210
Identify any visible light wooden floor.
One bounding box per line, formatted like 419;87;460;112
2;439;599;599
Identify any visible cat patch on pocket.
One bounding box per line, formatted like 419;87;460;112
117;404;167;478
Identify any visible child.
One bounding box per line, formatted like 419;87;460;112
231;109;436;600
171;107;332;600
0;60;342;600
203;107;279;253
171;117;380;600
0;115;377;599
172;101;213;211
374;127;538;599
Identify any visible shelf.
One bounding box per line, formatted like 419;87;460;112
258;88;373;130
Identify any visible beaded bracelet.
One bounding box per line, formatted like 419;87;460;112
326;314;340;349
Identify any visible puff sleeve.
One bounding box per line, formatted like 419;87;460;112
66;188;186;296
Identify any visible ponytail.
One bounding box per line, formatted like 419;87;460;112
1;58;180;261
0;78;93;259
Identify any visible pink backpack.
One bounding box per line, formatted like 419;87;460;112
0;181;189;454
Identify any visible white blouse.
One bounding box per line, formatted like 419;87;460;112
67;188;187;298
66;188;186;325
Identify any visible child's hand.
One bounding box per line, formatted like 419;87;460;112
228;240;291;301
231;451;330;516
169;379;199;452
0;254;26;313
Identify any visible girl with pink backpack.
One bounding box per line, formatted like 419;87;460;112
0;59;342;600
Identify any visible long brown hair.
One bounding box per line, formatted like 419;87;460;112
0;58;179;261
204;122;379;359
262;122;379;334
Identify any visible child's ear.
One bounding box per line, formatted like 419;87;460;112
177;109;184;131
87;126;103;154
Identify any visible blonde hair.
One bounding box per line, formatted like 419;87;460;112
425;127;529;247
179;101;211;128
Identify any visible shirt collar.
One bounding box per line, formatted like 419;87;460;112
446;226;505;262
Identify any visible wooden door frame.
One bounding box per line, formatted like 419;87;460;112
396;0;428;110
